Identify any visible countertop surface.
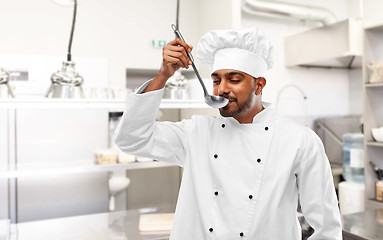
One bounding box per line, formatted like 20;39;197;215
342;208;383;240
9;206;172;240
7;207;383;240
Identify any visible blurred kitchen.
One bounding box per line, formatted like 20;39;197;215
1;0;383;239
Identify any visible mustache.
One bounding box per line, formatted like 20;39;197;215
220;94;237;102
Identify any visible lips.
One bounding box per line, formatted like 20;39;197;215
222;97;236;109
221;95;237;102
227;97;237;103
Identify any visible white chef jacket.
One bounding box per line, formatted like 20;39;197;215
114;85;342;240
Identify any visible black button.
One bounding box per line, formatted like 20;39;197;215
214;154;218;159
257;158;261;163
214;191;218;196
222;124;225;128
265;126;269;131
209;228;213;232
249;195;253;199
240;232;244;237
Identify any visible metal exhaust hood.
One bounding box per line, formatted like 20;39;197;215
284;18;363;69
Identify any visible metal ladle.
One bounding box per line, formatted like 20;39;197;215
171;24;228;108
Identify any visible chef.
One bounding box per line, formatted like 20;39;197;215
114;27;342;239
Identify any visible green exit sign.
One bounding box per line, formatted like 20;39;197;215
152;40;169;48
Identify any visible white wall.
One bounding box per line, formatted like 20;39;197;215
240;0;363;126
363;0;383;24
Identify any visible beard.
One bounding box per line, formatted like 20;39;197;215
219;88;256;118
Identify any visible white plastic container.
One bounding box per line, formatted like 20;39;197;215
338;181;365;215
342;133;364;184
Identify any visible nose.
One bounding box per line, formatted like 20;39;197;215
218;79;230;95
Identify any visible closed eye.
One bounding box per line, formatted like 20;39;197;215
212;78;221;85
229;79;241;82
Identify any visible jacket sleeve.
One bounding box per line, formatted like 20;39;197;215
114;87;188;167
297;129;342;240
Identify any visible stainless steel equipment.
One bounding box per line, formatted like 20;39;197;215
171;24;228;108
13;108;109;222
0;68;15;98
285;18;362;69
163;70;188;100
46;0;84;98
45;61;84;98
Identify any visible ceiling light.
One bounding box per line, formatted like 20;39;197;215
46;0;84;98
0;68;15;98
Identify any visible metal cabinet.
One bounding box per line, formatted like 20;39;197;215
0;99;210;224
1;107;110;223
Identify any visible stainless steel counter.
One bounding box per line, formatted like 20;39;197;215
9;207;172;240
9;207;383;240
342;208;383;240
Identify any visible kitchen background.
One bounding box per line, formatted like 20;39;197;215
1;0;383;239
0;0;373;121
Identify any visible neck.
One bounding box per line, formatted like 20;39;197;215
234;101;265;124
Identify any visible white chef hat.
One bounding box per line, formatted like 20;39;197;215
196;28;274;78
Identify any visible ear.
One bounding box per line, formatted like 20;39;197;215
255;77;266;95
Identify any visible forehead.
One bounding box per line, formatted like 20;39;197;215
211;69;252;78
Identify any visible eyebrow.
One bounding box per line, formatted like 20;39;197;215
226;71;245;78
211;71;245;78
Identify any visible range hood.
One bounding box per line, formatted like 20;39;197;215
285;18;362;69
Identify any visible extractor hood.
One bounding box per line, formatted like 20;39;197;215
284;18;362;69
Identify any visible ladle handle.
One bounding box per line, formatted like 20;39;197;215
190;62;208;95
171;24;209;95
171;24;194;62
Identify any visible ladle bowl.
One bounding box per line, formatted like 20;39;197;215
205;95;229;108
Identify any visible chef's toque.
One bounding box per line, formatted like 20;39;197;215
196;28;274;78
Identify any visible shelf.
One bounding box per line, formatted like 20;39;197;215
366;141;383;147
368;198;383;204
363;23;383;211
364;21;383;31
366;199;383;209
0;160;176;179
0;98;210;110
365;82;383;88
